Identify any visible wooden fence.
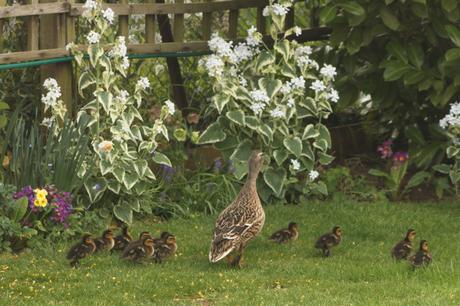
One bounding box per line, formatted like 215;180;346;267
0;0;331;112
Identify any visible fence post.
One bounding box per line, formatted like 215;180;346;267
156;0;188;115
118;0;129;37
145;0;156;43
0;0;5;52
201;0;212;40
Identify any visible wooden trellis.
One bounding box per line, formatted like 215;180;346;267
0;0;331;111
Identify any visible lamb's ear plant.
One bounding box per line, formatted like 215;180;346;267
197;0;337;200
435;101;460;196
64;0;174;223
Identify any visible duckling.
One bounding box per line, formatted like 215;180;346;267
209;151;265;268
269;222;299;244
122;231;152;252
122;237;155;263
410;240;432;269
94;229;115;252
153;232;178;263
314;226;342;257
112;226;133;252
391;228;416;260
66;234;96;268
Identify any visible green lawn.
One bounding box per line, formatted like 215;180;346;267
1;200;460;305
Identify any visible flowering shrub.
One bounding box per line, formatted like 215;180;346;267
64;0;174;223
370;140;429;200
435;102;460;196
197;0;336;199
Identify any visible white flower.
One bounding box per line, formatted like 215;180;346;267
290;77;305;90
440;102;460;129
309;170;319;181
232;43;254;63
239;76;248;87
250;89;270;104
122;57;130;69
137;77;150;90
201;55;224;78
165;99;175;115
41;78;61;110
103;8;115;24
43;78;59;90
65;42;75;51
272;4;289;16
246;26;261;47
293;26;302;37
262;6;270;17
320;64;337;80
86;31;101;44
270;107;284;119
208;33;234;58
280;82;292;94
98;140;113;153
250;102;266;115
296;46;312;57
41;117;54;128
310;80;326;93
290;159;300;171
118;90;129;103
83;0;98;11
113;36;127;58
439;117;449;129
326;88;339;103
452;102;460;115
287;98;295;107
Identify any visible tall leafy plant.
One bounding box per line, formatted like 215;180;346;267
197;0;338;200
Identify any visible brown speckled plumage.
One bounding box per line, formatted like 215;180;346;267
94;229;115;252
209;151;265;267
315;226;342;257
153;232;177;263
269;222;299;244
122;237;155;263
67;234;96;268
391;229;416;260
410;240;432;269
112;226;133;251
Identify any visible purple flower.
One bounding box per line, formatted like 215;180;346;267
392;151;409;165
377;139;393;159
161;165;176;182
214;158;222;172
13;185;36;211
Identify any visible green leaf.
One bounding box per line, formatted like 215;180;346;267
383;61;411;81
446;25;460;47
88;44;104;68
245;116;259;130
433;164;451;174
447;146;460;158
302;143;314;161
280;63;297;78
255;50;275;72
213;94;230;113
127;199;140;213
0;101;9;111
386;40;408;63
263;167;286;196
107;180;121;194
152;152;172;167
404;171;430;190
403;70;425;85
320;5;337;24
134;160;148;177
368;169;389;178
274;150;288;166
407;43;424;68
113;167;125;183
113;204;133;224
313;139;328;152
442;0;458;11
318;152;335;165
226;110;245;126
84;177;107;203
445;48;460;61
274;40;291;62
283;137;303;158
232;160;248;180
10;197;28;222
302;124;319;140
197;122;227;144
258;78;282;99
0;115;7;129
258;124;273;142
317;123;331;149
230;139;253;162
100;159;112;176
96;91;112;114
123;172;138;190
20;227;38;238
449;170;460;183
340;1;365;16
313;181;328;196
380;7;400;30
78;71;95;97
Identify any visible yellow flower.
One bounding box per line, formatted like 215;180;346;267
33;188;48;197
34;198;48;207
36;193;46;201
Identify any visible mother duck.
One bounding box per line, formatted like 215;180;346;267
209;150;265;268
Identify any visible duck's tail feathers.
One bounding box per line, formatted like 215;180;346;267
209;236;235;263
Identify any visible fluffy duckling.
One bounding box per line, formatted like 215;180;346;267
410;240;432;269
153;232;178;263
66;234;96;268
112;226;133;252
314;226;342;257
122;237;155;263
269;222;299;244
391;229;416;260
94;229;115;252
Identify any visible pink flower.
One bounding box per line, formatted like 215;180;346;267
377;140;393;159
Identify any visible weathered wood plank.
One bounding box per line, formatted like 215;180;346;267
0;0;5;51
0;2;69;19
285;5;294;30
201;0;212;41
173;0;184;42
228;9;238;40
256;6;265;34
118;0;129;38
0;48;69;65
70;0;268;16
26;0;40;51
145;0;156;43
56;6;73;114
66;0;76;43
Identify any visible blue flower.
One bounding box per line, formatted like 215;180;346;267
92;184;101;191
